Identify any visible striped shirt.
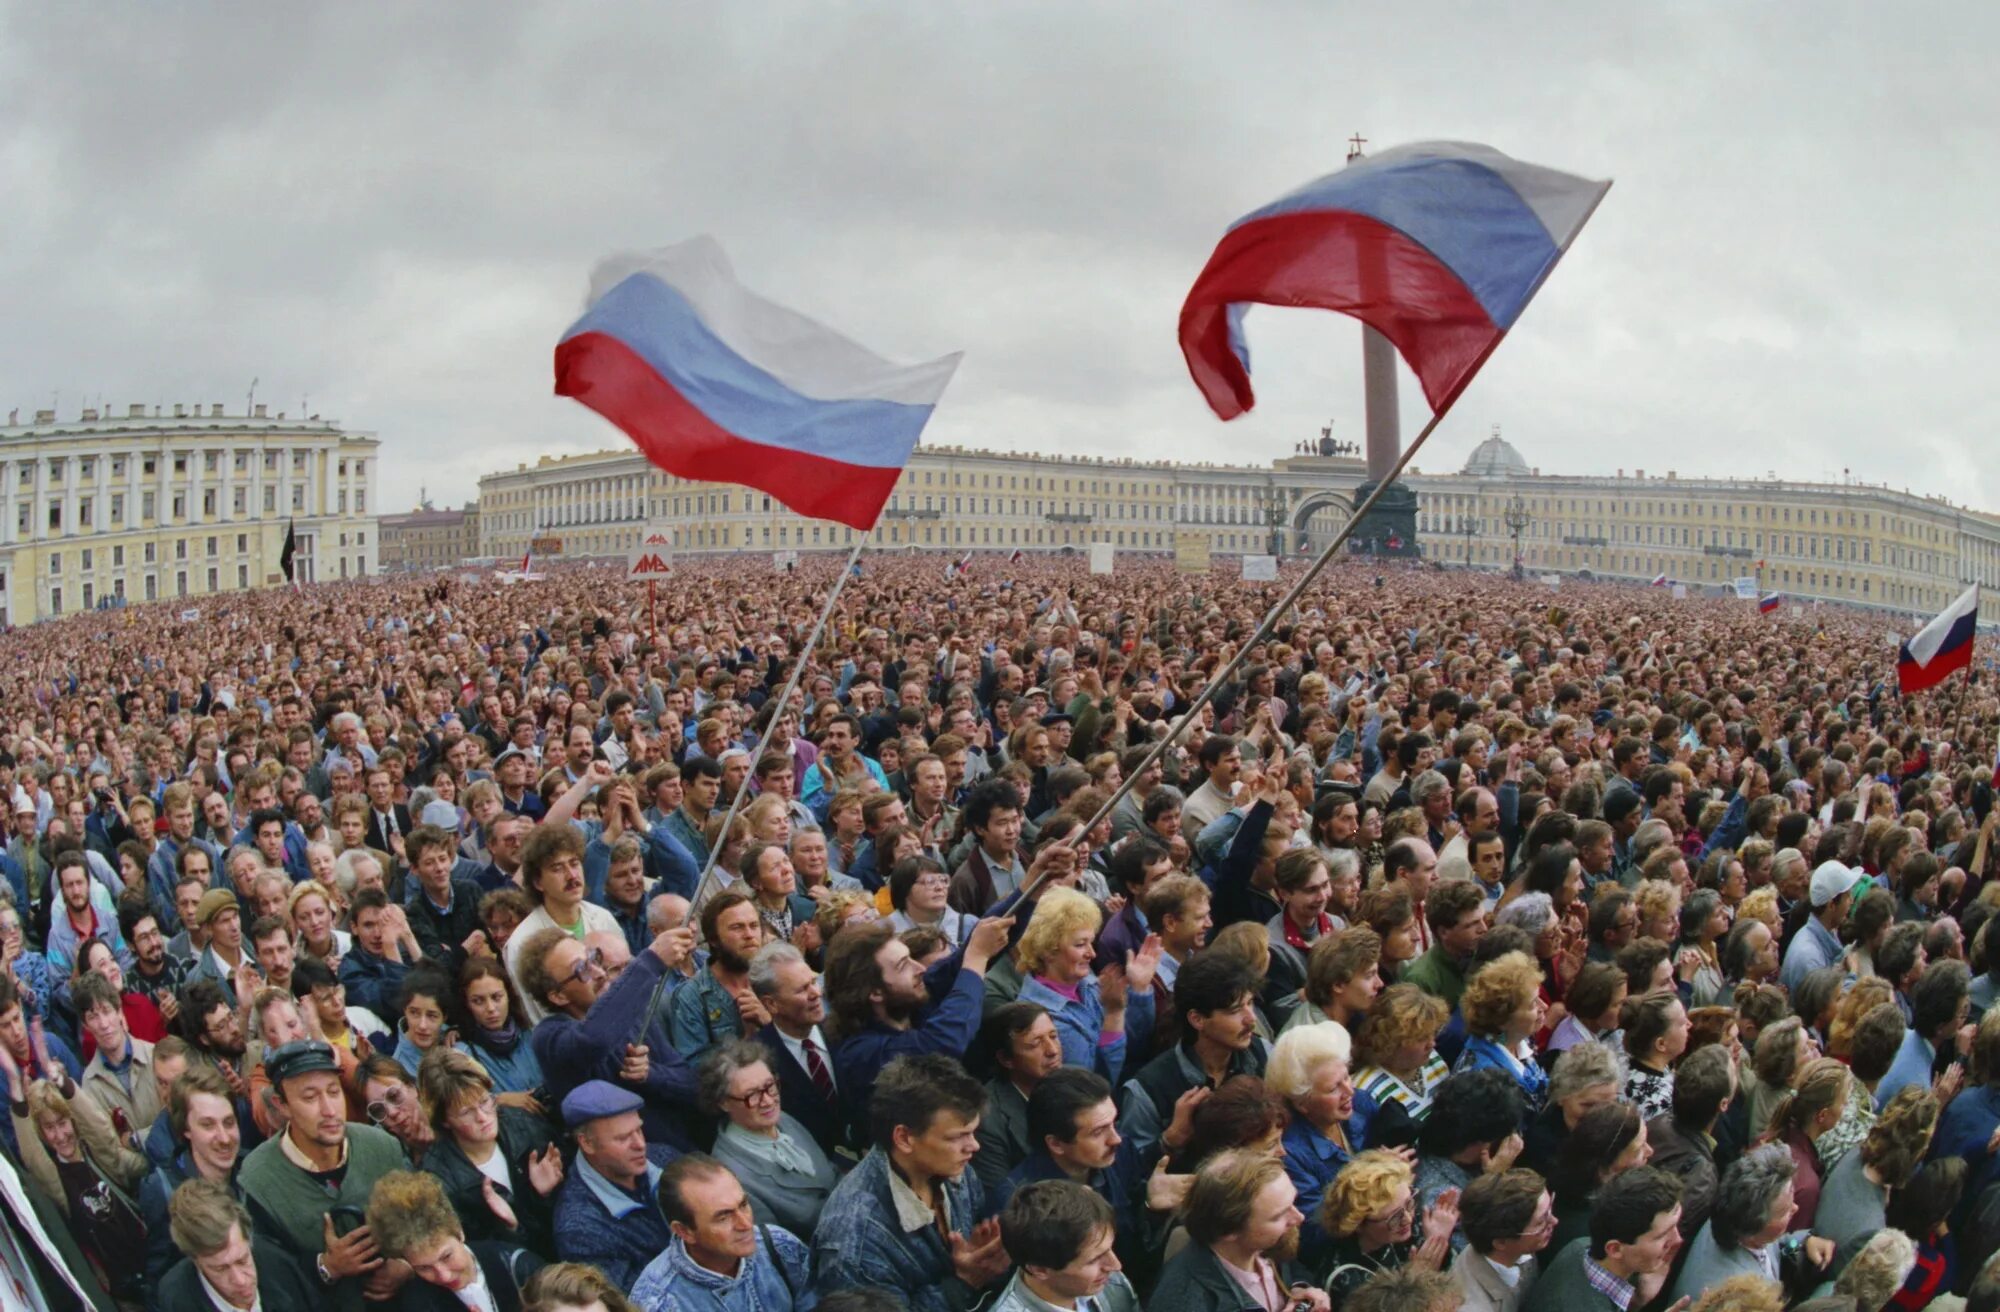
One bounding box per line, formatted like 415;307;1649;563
1354;1053;1451;1120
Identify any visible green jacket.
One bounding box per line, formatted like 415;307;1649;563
238;1123;409;1312
1401;945;1467;1010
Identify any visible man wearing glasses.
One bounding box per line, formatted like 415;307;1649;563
521;917;701;1150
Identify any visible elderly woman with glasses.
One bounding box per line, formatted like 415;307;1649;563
1316;1147;1456;1295
365;1168;548;1312
416;1050;564;1254
887;856;978;948
698;1038;840;1239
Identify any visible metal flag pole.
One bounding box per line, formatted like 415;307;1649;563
689;538;867;910
1017;409;1449;903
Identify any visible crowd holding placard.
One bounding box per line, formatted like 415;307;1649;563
0;551;1995;1312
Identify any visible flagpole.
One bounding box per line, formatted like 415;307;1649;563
689;538;868;910
1020;402;1454;904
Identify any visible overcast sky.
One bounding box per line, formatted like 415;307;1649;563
5;4;1997;515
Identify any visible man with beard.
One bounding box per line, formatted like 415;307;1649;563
119;901;188;1022
812;1054;1011;1312
177;979;252;1098
45;852;130;982
237;1041;411;1312
824;904;1013;1142
521;916;702;1149
668;890;770;1063
1149;1149;1327;1312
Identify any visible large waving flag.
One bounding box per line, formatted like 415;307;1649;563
1180;142;1610;420
555;237;960;530
1899;584;1979;693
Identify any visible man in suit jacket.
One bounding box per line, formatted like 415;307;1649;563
156;1179;316;1312
1457;1169;1555;1312
749;941;849;1159
364;779;413;859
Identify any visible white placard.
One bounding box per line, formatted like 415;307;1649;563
625;546;674;580
1540;573;1560;589
1242;554;1278;581
1732;576;1758;599
1671;584;1688;600
1089;543;1115;575
773;550;799;571
178;607;201;622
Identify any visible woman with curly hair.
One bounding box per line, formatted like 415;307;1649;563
1452;952;1550;1119
1827;975;1895;1061
1350;984;1451;1128
1014;887;1158;1086
1316;1148;1456;1299
1815;1085;1939;1252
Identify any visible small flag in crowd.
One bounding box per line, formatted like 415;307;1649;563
555;236;960;531
945;551;974;580
280;520;299;592
1898;583;1979;693
1650;573;1668;587
1180;141;1610;421
1008;547;1025;564
519;544;533;574
1758;593;1782;614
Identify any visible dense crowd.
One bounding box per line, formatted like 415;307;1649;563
0;548;1997;1312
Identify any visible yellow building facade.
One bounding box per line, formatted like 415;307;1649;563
0;403;379;624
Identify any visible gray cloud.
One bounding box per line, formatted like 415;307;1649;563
4;2;1997;511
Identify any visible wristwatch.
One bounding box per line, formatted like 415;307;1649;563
316;1254;335;1285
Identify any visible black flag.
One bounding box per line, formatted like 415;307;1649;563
280;520;297;589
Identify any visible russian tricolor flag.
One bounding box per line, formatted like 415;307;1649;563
555;238;960;531
1181;141;1610;420
1899;584;1980;694
1758;593;1782;614
1650;573;1668;588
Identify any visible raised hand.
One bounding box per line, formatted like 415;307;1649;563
527;1143;564;1196
618;1043;650;1083
648;925;696;970
1162;1084;1210;1151
733;987;771;1030
946;1217;1010;1288
1146;1158;1193;1211
1125;934;1163;994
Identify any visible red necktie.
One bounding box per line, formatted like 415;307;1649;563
802;1036;836;1103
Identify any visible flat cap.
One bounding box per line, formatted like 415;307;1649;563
561;1079;643;1128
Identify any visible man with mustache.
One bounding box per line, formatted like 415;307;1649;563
1150;1149;1328;1312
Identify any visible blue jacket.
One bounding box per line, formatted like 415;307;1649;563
812;1149;986;1312
1875;1028;1938;1109
1016;972;1152;1087
1780;916;1844;994
1281;1100;1376;1268
631;1227;816;1312
833;951;987;1144
553;1145;678;1290
146;836;221;934
533;948;698;1149
337;943;411;1018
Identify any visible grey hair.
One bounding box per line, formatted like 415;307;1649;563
695;1038;774;1116
332;711;363;734
1631;818;1674;863
1409;770;1450;806
1710;1143;1798;1249
1834;1227;1917;1311
408;786;439;819
1497;892;1556;936
1325;847;1361;882
1548;1040;1620;1103
747;940;807;999
1773;848;1809;882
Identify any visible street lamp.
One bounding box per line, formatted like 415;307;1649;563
1504;494;1531;580
1456;514;1477;567
1262;483;1287;558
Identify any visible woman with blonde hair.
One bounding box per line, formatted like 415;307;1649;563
1452;951;1550;1117
1351;984;1451;1126
1318;1148;1455;1300
1827;975;1895;1060
1015;886;1158;1084
4;1071;146;1296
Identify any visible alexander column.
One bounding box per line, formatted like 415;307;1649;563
1346;133;1420;556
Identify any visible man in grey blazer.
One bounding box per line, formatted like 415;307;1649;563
1457;1168;1556;1312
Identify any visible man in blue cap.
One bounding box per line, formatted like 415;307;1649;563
552;1078;679;1287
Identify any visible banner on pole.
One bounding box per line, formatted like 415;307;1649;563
773;550;799;571
1088;542;1115;575
1732;577;1758;599
1540;573;1560;589
1671;584;1687;600
1174;533;1211;574
1242;554;1278;581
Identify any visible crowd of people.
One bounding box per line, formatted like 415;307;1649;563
0;547;1997;1312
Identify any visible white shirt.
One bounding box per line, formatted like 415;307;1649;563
198;1269;259;1312
504;901;622;1024
472;1149;512;1193
776;1023;837;1095
452;1267;498;1312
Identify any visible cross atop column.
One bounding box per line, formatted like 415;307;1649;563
1347;132;1367;162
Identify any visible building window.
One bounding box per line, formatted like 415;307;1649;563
292;487;304;511
264;487;276;513
80;549;91;571
112;545;124;567
356;490;366;513
49;587;61;615
176;572;187;597
174;455;187;475
78;498;91;527
47;459;63;482
144;543;156;564
110;494;123;525
203;489;216;516
207;567;219;591
48;553;60;574
13;505;24;536
172;494;185;520
238;564;249;588
47;504;59;532
145;575;156;601
111;458;124;477
206;536;217;556
233;489;246;515
236;534;247;552
175;539;187;561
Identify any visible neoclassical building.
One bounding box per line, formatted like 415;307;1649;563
0;402;379;624
475;432;2000;623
